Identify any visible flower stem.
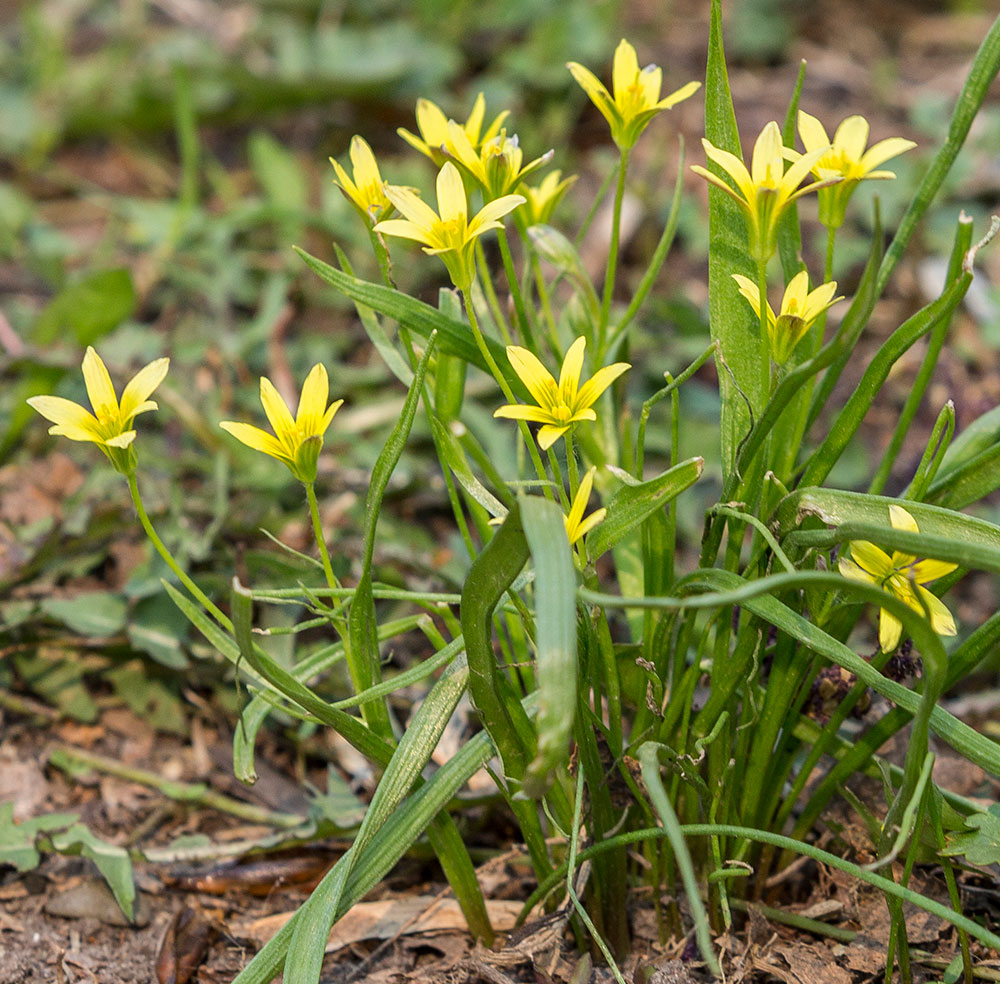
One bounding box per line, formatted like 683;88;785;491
127;473;232;632
305;481;338;592
497;227;535;352
599;148;630;357
461;289;553;500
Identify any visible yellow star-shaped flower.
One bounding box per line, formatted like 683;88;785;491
445;121;552;200
838;504;957;653
564;467;606;546
27;346;169;476
519;170;577;226
398;92;509;167
494;336;630;450
567;38;700;150
220;364;343;484
691;121;836;264
732;270;843;365
374;162;524;291
794;112;917;229
330;135;395;226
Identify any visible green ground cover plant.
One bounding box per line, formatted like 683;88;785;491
16;2;1000;981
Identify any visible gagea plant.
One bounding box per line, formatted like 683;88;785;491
27;6;1000;981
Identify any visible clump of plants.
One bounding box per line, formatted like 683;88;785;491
26;3;1000;981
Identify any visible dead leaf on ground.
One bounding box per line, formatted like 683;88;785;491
235;896;523;951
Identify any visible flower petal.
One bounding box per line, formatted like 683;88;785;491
838;556;877;584
849;539;893;577
557;337;587;405
888;504;919;534
916;585;956;636
537;423;570;450
27;395;101;436
505;346;557;408
859;136;917;174
612;39;639;99
81;347;119;420
296;363;329;432
797;111;830;154
220;421;289;461
436;162;468;227
910;558;959;583
878;609;903;652
574;361;630;410
259;376;296;441
119;357;169;421
834;115;869;163
700;141;754;202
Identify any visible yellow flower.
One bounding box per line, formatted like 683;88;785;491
374;162;524;291
794;112;917;229
398;92;509;166
519;170;577;226
27;346;169;476
565;467;605;546
691;121;836;264
494;336;630;450
732;270;843;364
445;121;552;200
330;136;395;226
838;504;957;653
220;364;342;484
567;38;700;150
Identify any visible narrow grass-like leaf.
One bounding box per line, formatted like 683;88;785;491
638;744;720;973
876;14;1000;295
348;335;435;735
520;495;577;796
429;414;511;517
334;245;413;386
587;458;703;560
868;213;974;495
232;728;495;984
283;658;472;984
927;442;1000;510
295;247;526;396
578;571;1000;777
799;272;972;488
461;504;533;779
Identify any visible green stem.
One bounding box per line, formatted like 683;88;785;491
599;148;629;356
128;473;232;632
462;288;552;499
497;227;534;350
305;482;338;592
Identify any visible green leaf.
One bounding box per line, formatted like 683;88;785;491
249;131;308;216
348;335;435;734
295;247;527;397
520;495;577;796
429;415;509;518
51;823;136;922
32;269;137;346
586;458;703;559
775;487;1000;569
0;803;79;872
926;442;1000;510
40;593;127;637
14;649;98;722
799;271;972;488
941;803;1000;865
704;0;759;478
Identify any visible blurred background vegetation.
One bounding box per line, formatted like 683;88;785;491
2;0;998;725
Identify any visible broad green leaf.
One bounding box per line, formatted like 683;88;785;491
520;495;577;796
775;487;1000;570
15;649;98;722
51;823;136;922
32;269;136;346
249;131;308;216
0;803;79;872
704;0;759;477
586;458;703;560
434;288;468;421
941;804;1000;865
41;593;127;637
